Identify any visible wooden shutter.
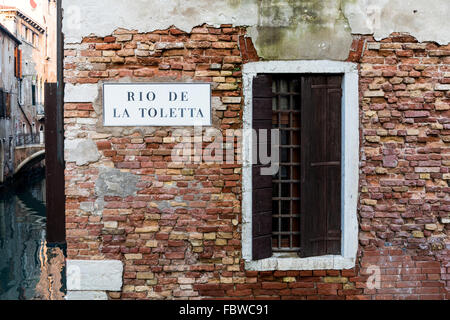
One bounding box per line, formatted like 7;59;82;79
300;75;342;257
14;48;22;79
6;93;11;117
14;47;18;78
18;49;22;79
252;74;273;260
0;89;4;118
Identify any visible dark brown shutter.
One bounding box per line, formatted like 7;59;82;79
0;89;4;118
252;74;273;260
14;47;18;78
18;49;22;79
6;93;11;117
300;75;342;257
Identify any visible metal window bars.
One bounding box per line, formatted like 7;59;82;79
271;76;301;252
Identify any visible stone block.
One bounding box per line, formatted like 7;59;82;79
66;260;123;291
66;291;108;300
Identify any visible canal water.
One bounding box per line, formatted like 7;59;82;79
0;171;65;300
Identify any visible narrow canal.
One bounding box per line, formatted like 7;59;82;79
0;170;65;300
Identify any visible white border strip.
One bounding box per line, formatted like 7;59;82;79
242;60;359;270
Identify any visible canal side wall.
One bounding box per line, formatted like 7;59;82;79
0;25;20;184
62;0;450;300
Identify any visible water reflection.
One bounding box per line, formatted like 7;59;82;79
0;172;65;300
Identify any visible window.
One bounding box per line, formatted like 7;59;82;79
14;47;22;79
242;61;359;270
252;74;342;259
33;33;39;47
27;29;32;43
37;78;41;105
19;80;24;105
39;125;44;145
9;136;13;161
21;25;27;39
0;89;4;118
5;93;11;117
0;90;10;118
32;84;37;105
271;76;301;253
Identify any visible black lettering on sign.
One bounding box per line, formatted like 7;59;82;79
113;108;130;118
127;92;134;101
127;91;156;101
124;106;206;119
169;92;177;101
146;92;156;101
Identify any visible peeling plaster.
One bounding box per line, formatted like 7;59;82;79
62;0;259;43
63;0;449;62
89;167;140;217
65;139;101;166
65;83;99;103
343;0;450;44
95;167;140;198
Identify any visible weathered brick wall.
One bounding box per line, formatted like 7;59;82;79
63;26;450;300
358;34;450;299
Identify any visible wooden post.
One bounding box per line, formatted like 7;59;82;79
45;82;65;244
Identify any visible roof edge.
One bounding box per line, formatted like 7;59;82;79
0;22;21;45
0;7;45;34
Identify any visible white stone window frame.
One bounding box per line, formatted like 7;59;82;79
242;60;359;271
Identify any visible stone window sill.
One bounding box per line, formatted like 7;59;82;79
244;253;356;271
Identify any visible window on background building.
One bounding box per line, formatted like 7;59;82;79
33;33;39;47
32;84;36;105
18;80;24;105
0;90;9;118
0;89;4;118
39;125;44;144
36;78;40;105
252;74;342;259
9;136;13;160
14;47;22;79
5;93;11;118
41;78;45;105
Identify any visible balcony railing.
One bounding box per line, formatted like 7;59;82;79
16;133;41;146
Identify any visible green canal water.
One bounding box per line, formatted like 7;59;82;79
0;171;65;300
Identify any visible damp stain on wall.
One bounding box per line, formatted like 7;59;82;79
251;0;354;60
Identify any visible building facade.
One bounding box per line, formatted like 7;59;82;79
0;0;57;184
62;0;450;300
0;24;21;184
